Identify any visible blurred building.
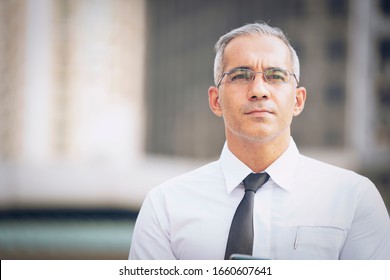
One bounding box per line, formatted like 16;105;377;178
0;0;389;259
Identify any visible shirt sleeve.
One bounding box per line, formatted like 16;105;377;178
340;177;390;259
128;190;177;260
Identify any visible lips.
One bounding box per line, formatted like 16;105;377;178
244;107;274;115
246;109;272;114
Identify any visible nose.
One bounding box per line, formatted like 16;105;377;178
247;73;270;101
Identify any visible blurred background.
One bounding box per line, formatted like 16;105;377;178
0;0;389;259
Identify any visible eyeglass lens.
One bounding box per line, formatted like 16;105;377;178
227;68;291;84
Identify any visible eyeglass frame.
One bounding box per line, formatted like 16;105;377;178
216;67;299;88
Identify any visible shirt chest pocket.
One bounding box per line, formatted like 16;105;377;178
274;226;347;259
290;226;347;259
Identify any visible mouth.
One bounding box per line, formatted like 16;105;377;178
245;108;274;116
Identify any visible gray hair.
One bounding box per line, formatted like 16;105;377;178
213;22;300;86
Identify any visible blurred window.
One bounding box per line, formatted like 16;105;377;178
327;0;348;17
380;0;390;16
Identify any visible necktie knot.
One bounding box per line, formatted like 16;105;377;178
243;172;270;193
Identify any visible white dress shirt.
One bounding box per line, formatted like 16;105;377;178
129;139;390;259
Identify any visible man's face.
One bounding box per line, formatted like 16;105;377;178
209;34;306;144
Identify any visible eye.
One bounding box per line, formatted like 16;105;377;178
265;69;288;83
228;69;253;82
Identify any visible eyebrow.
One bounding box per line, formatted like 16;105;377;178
226;66;252;73
226;66;287;73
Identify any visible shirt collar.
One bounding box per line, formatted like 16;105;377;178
220;137;300;193
220;142;253;194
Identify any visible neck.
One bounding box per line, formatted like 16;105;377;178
226;133;290;173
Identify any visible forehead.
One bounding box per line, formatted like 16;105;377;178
223;34;291;70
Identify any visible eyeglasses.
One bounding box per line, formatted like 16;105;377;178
216;67;298;88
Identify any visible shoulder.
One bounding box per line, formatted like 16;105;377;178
148;159;223;196
299;154;364;178
294;155;387;220
142;159;225;215
297;154;374;192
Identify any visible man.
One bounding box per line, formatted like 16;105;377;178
129;22;390;259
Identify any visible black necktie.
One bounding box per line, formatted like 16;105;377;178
224;172;270;260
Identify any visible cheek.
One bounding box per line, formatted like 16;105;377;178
219;94;241;115
281;94;296;112
273;95;296;126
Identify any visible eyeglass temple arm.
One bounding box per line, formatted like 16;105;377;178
293;74;299;88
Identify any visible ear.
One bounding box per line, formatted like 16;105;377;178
208;86;223;117
293;86;307;117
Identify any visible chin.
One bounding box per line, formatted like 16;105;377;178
227;123;284;143
243;127;288;143
236;130;274;143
